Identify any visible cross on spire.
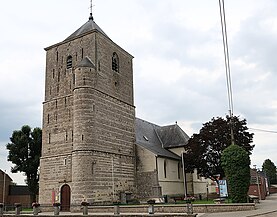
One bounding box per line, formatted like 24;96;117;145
90;0;93;14
89;0;94;20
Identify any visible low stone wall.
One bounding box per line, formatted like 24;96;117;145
90;203;256;213
8;203;255;216
4;214;196;217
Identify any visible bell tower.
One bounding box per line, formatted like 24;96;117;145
39;12;136;208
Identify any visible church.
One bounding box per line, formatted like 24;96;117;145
38;11;212;211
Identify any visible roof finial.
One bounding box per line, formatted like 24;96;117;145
89;0;94;20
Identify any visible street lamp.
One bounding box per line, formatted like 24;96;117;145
181;152;187;200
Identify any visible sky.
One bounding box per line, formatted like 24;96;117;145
0;0;277;185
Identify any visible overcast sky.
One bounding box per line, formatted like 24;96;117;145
0;0;277;185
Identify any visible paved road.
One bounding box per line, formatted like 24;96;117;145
198;193;277;217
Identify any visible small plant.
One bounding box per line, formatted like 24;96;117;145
53;202;61;207
32;202;40;207
81;201;89;206
147;199;156;204
184;196;195;203
14;203;22;207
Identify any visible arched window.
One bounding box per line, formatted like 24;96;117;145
66;55;72;69
112;52;119;72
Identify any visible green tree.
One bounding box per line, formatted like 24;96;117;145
6;125;42;200
262;159;277;184
184;115;254;181
221;144;250;203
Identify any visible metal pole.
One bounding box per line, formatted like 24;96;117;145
181;152;187;199
229;110;235;145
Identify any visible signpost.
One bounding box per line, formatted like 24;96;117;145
218;180;228;197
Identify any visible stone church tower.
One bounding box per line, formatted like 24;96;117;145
39;13;136;209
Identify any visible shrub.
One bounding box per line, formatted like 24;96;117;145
221;144;250;203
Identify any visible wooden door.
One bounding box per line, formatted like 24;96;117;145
61;184;70;211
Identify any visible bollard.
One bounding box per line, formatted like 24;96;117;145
114;205;120;215
15;203;21;215
147;199;155;215
82;206;88;215
32;203;40;216
53;203;60;216
186;201;193;214
81;202;89;216
0;203;3;216
148;204;154;214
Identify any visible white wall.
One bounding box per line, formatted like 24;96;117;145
157;157;184;195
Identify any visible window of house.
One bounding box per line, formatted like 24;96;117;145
164;160;167;178
47;114;50;124
48;133;51;144
112;52;119;72
66;55;73;69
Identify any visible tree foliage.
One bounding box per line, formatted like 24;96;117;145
221;144;250;203
262;159;277;184
184;115;254;180
6;125;42;200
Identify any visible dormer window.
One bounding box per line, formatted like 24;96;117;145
112;52;119;72
66;55;72;69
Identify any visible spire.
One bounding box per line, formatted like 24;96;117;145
89;0;94;21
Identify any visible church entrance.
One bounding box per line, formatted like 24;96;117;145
60;184;70;211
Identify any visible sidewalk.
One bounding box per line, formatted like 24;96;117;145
198;193;277;217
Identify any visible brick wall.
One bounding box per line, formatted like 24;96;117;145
0;170;12;203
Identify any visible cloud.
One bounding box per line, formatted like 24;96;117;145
0;0;277;184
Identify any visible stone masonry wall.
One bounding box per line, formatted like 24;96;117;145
40;28;136;207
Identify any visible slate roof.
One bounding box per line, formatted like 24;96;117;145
64;14;109;42
135;118;190;160
157;124;189;148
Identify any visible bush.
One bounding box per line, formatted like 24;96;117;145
221;144;250;203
